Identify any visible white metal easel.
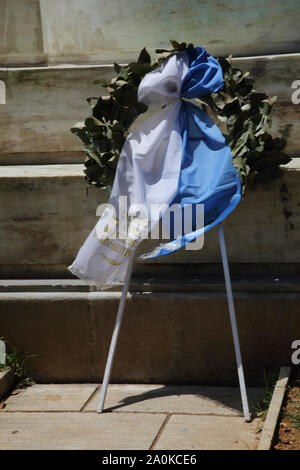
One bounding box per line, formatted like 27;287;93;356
97;222;251;421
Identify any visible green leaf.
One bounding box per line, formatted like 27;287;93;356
232;68;242;81
92;96;115;121
71;122;91;145
170;40;188;51
84;144;102;165
128;62;153;77
223;99;241;117
87;97;99;108
217;56;231;74
250;92;268;105
114;63;121;74
85;117;105;132
137;47;151;64
84;162;102;178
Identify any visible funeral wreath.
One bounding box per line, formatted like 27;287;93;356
71;40;291;196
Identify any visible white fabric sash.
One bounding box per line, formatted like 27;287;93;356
68;52;189;287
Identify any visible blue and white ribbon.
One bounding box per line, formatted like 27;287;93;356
68;47;241;287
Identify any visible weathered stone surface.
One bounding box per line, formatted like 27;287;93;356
2;384;97;411
0;68;110;154
0;0;45;66
2;0;299;65
0;411;166;449
0;290;299;384
1;54;300;157
0;166;106;277
155;415;261;450
0;368;14;400
0;292;92;382
0;164;299;278
85;384;265;415
88;291;300;386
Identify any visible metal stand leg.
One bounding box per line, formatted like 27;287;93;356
97;250;136;413
98;226;250;419
218;223;251;422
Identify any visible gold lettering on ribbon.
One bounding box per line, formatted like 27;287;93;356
100;252;122;266
94;213;147;262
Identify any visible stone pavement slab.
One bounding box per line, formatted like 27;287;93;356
2;384;97;411
154;415;261;450
85;384;265;416
0;384;266;450
0;412;166;450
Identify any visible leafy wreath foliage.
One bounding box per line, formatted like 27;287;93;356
71;40;291;196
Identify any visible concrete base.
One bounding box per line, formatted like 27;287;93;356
0;278;299;385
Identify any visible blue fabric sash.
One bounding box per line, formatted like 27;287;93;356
141;47;241;258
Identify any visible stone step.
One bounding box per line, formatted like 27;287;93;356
1;276;300;293
1;54;300;157
0;281;299;385
0;163;299;278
